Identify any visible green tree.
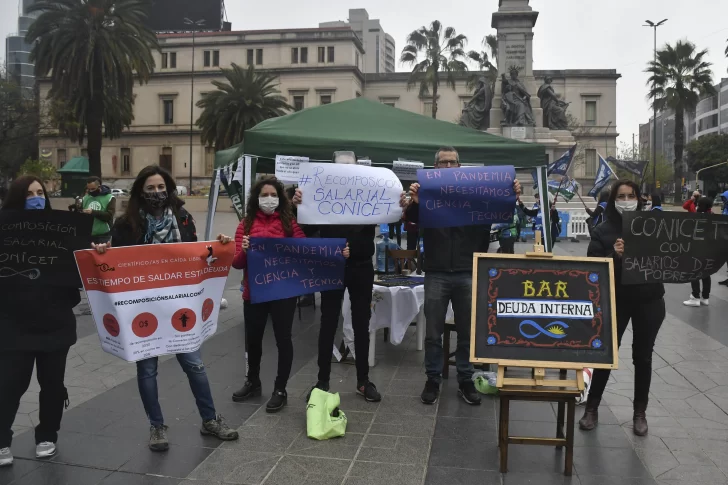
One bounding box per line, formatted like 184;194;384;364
614;141;673;188
196;64;292;150
27;0;159;177
645;40;715;189
0;79;39;178
466;34;498;91
686;133;728;186
18;158;58;181
400;21;469;119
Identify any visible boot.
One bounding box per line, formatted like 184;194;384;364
578;396;601;431
633;401;648;436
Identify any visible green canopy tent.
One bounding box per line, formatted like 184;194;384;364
57;156;89;197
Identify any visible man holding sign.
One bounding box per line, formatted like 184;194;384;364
401;147;521;406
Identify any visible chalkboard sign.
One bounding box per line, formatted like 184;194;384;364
471;253;617;370
621;211;728;284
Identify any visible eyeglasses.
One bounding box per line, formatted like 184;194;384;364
435;160;460;168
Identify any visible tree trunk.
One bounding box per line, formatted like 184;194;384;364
674;106;685;197
432;76;438;119
86;64;104;177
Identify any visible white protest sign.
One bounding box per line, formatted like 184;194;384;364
392;160;424;181
275;155;309;182
296;163;403;225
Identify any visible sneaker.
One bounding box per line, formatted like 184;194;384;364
683;296;701;307
719;279;728;286
148;425;169;452
266;390;288;413
0;447;12;467
356;381;382;403
306;380;330;402
458;380;482;405
201;414;239;441
232;380;262;402
35;441;57;458
421;380;440;405
298;295;314;307
701;298;710;306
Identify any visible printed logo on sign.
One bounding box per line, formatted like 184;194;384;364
171;308;197;332
102;313;120;337
202;298;214;321
87;201;103;211
204;246;218;266
132;312;158;338
95;263;115;272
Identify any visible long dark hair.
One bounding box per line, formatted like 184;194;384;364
598;190;609;204
697;196;713;213
122;165;183;238
244;177;294;236
651;192;663;208
1;176;52;211
606;179;642;219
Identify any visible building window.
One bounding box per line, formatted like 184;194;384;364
159;147;172;172
327;46;335;63
212;50;219;67
57;149;67;168
163;99;174;124
585;101;597;126
383;102;395;107
256;49;263;65
423;101;433;117
585;149;597;177
205;146;215;174
161;53;168;69
246;49;254;66
81;148;88;157
291;48;299;64
318;47;325;63
121;148;131;175
355;52;360;69
300;47;308;64
320;94;332;105
203;51;210;67
293;96;305;112
170;52;176;68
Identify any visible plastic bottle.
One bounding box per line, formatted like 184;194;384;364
375;234;389;273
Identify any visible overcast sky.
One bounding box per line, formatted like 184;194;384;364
2;0;727;149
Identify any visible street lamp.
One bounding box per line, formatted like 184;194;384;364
644;18;667;191
184;17;205;195
604;121;612;158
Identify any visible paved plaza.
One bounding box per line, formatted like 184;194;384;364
3;212;728;484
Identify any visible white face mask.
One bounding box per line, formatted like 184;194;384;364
259;196;279;215
644;202;652;210
615;200;638;214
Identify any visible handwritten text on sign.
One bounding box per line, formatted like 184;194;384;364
417;166;517;228
275;155;309;183
247;238;346;304
0;210;92;288
296;163;403;225
74;241;234;362
622;211;728;284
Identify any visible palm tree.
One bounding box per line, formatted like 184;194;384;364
400;21;468;119
196;64;292;150
467;35;498;92
27;0;158;176
645;40;715;188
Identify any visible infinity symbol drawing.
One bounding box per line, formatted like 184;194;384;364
0;267;41;280
519;320;569;339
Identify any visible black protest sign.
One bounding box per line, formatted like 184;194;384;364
472;254;617;369
0;210;93;287
621;211;728;285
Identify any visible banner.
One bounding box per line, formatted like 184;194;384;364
416;166;517;229
296;163;403;225
548;145;576;176
275;155;309;183
548;179;578;202
588;154;616;199
606;156;648;178
75;241;234;362
621;211;728;284
0;210;92;288
246;237;346;304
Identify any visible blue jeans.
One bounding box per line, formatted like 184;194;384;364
136;350;216;426
424;272;475;385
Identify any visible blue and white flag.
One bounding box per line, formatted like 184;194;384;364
547;145;577;176
588;154;616;199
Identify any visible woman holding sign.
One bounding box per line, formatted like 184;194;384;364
93;165;238;451
1;176;77;465
581;180;666;436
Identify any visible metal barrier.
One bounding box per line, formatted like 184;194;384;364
567;210;590;239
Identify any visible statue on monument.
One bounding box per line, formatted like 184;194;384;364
459;76;492;130
538;76;570;130
500;67;535;127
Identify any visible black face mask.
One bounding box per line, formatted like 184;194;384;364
142;191;168;209
89;190;101;197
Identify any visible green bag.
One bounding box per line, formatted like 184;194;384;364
306;388;347;440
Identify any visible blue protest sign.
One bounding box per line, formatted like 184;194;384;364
247;238;347;304
416;166;517;229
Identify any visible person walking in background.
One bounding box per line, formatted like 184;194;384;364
585;191;609;236
1;177;80;465
580;180;666;436
683;190;700;212
82;176;116;244
518;195;560;247
494;207;519;254
649;193;663;211
92;165;238;451
684;196;714;307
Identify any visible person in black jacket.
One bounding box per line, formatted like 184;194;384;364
579;179;665;436
518;195;561;247
92;165;238;451
401;147;521;405
0;176;80;466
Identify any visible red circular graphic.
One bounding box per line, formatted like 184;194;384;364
132;312;158;338
171;308;197;333
202;298;214;322
102;314;120;337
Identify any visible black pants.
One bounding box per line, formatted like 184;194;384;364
244;297;297;390
388;223;402;247
691;277;711;299
0;348;70;447
589;298;665;404
319;263;374;383
406;229;419;252
499;237;515;254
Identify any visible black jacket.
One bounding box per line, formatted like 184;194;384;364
111;206;197;247
587;211;664;302
405;203;490;272
316;225;375;266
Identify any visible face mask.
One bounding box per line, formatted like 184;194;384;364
25;196;46;210
644;202;652;210
142;191;168;209
615;200;638;214
89;189;101;197
259;197;279;215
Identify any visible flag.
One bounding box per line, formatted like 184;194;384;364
548;144;577;176
547;178;578;202
588;154;616;199
606;156;647;178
